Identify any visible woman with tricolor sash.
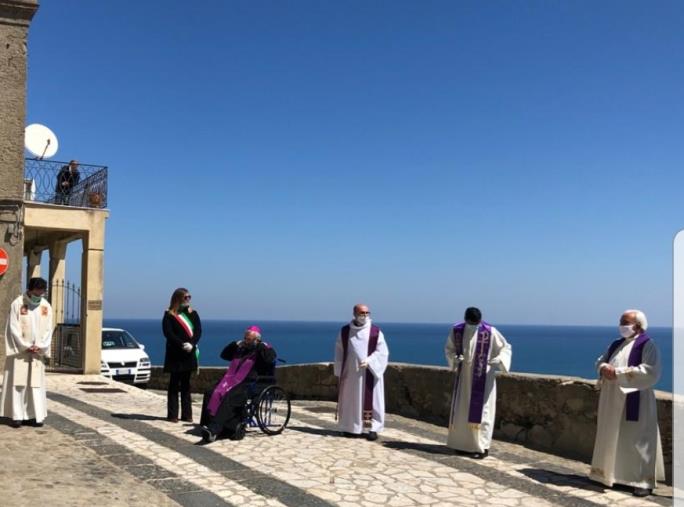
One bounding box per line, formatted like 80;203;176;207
162;287;202;423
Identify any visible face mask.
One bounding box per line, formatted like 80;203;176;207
179;303;189;310
465;323;479;332
355;315;368;326
30;295;42;305
619;325;635;338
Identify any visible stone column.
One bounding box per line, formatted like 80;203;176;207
48;241;67;325
27;248;42;279
0;0;39;367
80;223;105;374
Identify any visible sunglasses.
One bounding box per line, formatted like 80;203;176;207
183;295;192;301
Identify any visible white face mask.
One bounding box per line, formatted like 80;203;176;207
355;315;368;326
465;323;479;333
619;325;636;338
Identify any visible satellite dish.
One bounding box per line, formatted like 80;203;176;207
25;123;59;159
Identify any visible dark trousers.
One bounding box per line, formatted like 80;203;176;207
167;371;192;420
201;384;248;435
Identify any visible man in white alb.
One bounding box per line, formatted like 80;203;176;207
589;309;664;497
334;304;389;441
1;277;53;427
445;307;512;459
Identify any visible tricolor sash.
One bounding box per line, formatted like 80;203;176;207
337;324;380;428
603;332;650;421
207;353;256;416
174;312;194;338
450;322;493;426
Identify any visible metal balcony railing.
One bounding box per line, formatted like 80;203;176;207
24;158;108;208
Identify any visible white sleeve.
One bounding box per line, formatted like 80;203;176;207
615;340;661;392
490;327;512;373
333;332;343;377
36;304;54;354
366;331;389;379
445;329;458;371
7;301;30;353
595;342;615;375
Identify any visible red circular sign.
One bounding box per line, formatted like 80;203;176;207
0;248;8;276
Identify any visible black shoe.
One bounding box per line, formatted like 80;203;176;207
10;420;21;428
471;450;489;459
633;488;651;497
23;418;36;426
167;417;179;423
201;426;217;443
33;421;44;427
229;423;246;441
367;431;378;441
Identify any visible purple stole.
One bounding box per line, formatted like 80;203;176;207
207;353;256;416
338;324;380;428
603;332;650;421
451;322;493;425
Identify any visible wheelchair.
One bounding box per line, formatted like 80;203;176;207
241;376;291;436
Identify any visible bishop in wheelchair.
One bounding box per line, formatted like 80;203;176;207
200;325;288;443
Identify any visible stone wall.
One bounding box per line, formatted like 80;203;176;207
149;362;673;483
0;0;39;367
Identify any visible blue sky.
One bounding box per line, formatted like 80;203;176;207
26;1;683;325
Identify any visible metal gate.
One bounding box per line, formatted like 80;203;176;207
49;280;83;371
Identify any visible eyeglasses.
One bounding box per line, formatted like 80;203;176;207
183;295;192;301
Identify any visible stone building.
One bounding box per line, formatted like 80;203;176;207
0;0;108;375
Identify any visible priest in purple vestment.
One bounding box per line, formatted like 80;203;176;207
589;310;664;497
200;326;276;443
445;307;512;459
334;303;389;441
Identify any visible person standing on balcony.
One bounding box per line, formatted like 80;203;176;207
0;277;53;428
589;310;665;497
444;307;512;459
334;303;389;441
162;288;202;423
55;159;80;205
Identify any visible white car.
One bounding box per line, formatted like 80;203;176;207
100;328;151;386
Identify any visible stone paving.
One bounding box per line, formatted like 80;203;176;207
0;374;674;506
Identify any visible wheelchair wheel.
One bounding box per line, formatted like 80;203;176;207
256;385;291;435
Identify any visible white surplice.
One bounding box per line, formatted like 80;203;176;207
1;295;53;423
589;335;665;489
444;324;512;453
334;319;389;434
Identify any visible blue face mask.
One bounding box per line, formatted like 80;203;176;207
30;295;42;305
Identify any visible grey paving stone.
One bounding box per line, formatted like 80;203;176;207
48;411;227;506
123;463;177;481
50;392;337;507
148;478;207;494
169;491;233;507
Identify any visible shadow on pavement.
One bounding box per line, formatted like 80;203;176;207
111;413;168;421
382;440;455;456
287;425;343;437
519;468;606;492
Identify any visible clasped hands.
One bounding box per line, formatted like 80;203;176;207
600;364;617;380
26;345;41;354
182;342;193;353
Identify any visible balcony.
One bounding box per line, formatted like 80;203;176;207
24;158;108;208
21;158;110;374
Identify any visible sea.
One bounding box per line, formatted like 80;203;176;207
103;319;674;393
